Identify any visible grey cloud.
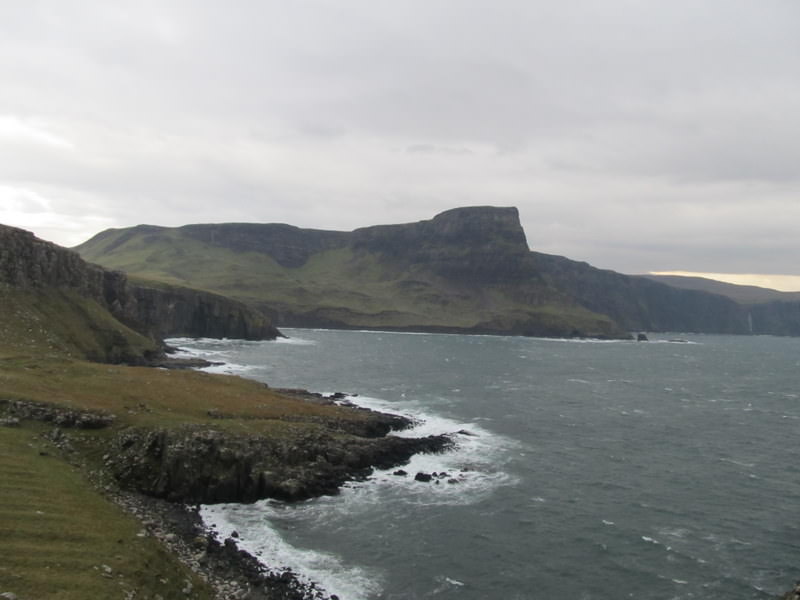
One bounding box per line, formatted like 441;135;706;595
405;144;473;156
1;1;799;276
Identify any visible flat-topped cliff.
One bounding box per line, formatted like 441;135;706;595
75;206;800;338
76;207;624;338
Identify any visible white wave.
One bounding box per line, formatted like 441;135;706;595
641;535;673;552
641;536;661;546
166;336;273;357
532;335;701;345
428;575;469;595
658;527;690;540
199;362;257;375
294;327;437;337
275;336;318;346
164;338;243;361
324;394;520;506
201;502;383;600
164;336;206;346
719;458;756;468
198;385;518;594
165;344;229;360
537;337;631;344
165;337;264;374
166;336;257;347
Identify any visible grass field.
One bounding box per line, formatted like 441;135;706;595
0;424;215;600
0;283;378;599
0;286;158;363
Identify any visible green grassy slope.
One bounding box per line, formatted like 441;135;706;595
77;225;625;338
0;284;390;599
0;282;212;599
0;425;215;600
0;285;159;363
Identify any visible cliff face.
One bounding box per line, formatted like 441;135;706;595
746;301;800;336
1;224;109;294
181;223;349;268
352;206;535;283
128;282;279;340
0;224;279;362
78;206;625;338
75;207;800;338
532;252;751;334
533;252;800;335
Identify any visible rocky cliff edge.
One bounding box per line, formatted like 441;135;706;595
0;224;280;363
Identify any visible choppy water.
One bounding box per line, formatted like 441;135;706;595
169;330;800;600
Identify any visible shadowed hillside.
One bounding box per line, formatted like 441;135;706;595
76;206;800;337
77;207;627;339
0;224;280;363
643;274;800;305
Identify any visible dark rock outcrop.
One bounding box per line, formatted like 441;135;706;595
0;224;280;361
352;206;534;283
1;223;111;293
107;426;453;503
126;281;279;341
782;582;800;600
0;399;115;429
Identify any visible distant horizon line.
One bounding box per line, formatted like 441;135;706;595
648;271;800;293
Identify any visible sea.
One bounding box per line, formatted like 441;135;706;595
167;329;800;600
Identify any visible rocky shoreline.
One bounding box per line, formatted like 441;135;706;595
111;491;333;599
104;411;454;599
107;424;452;504
2;387;453;600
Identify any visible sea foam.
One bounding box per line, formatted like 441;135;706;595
200;502;383;600
327;393;520;506
200;391;518;599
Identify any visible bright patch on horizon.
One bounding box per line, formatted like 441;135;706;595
0;115;75;150
0;185;115;246
651;271;800;292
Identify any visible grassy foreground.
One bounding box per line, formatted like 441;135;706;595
0;286;378;599
0;424;213;600
0;356;378;600
0;351;382;600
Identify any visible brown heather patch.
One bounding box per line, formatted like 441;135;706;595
0;354;373;434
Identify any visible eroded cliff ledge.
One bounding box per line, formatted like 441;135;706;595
0;223;279;363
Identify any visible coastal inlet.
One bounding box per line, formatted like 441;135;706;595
175;329;800;600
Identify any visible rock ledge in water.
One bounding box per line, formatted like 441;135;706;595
109;425;453;503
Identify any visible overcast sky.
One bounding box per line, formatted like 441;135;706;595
2;1;799;285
